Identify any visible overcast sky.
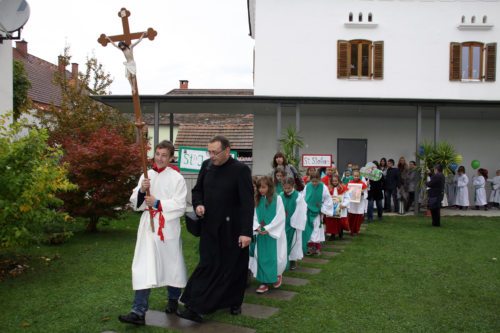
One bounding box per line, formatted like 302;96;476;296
18;0;254;94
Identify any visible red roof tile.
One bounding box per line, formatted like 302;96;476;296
175;123;253;150
13;47;70;108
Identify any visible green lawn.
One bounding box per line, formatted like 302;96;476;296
1;214;499;332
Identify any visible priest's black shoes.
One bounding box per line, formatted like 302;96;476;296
177;307;203;323
165;299;179;314
230;305;242;315
118;312;145;326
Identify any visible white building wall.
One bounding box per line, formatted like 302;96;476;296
0;41;13;122
254;0;500;100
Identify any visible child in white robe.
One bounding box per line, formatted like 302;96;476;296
473;168;488;210
249;176;287;294
454;166;470;210
119;140;187;326
487;170;500;208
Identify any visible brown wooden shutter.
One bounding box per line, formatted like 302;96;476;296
337;40;349;79
485;43;497;82
449;42;461;81
373;41;384;79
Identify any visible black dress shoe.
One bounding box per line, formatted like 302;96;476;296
230;305;242;315
177;307;203;323
165;299;179;314
118;312;145;325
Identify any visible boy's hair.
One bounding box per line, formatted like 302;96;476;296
155;140;175;157
255;176;275;207
275;166;286;176
352;169;361;176
388;159;395;165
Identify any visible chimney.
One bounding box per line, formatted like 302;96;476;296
16;40;28;55
58;55;66;74
71;63;79;80
179;80;189;89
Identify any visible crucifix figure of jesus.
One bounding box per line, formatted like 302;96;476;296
98;8;158;232
98;8;157;94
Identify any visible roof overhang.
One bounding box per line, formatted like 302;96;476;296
92;94;500;119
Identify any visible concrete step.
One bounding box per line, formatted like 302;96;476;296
282;276;309;286
145;310;256;332
301;257;329;264
241;302;279;319
245;288;298;301
293;266;322;275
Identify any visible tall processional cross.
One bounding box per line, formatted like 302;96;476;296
98;8;158;232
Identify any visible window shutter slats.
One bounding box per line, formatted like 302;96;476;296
485;43;497;82
373;41;384;79
449;42;461;81
337;40;349;79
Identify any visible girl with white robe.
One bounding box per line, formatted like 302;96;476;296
487;170;500;208
473;169;488;209
454;166;470;209
303;174;333;256
249;177;287;294
280;177;307;270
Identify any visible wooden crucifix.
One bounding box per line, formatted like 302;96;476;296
98;8;158;232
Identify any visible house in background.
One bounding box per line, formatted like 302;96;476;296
249;0;499;179
12;40;79;112
97;0;500;207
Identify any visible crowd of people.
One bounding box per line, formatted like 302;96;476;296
117;139;499;326
445;167;500;210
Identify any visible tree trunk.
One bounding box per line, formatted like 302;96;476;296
86;216;99;232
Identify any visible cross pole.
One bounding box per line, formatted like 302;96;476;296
98;8;158;232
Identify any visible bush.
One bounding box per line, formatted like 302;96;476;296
0;115;76;248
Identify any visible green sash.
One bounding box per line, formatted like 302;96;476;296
276;182;284;196
302;182;323;252
280;190;298;269
255;195;278;283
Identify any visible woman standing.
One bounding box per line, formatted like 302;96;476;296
271;152;304;190
397;157;409;214
473;168;488;210
367;161;384;222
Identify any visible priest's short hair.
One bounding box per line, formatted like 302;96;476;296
210;135;231;150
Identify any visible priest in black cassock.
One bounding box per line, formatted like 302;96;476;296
178;136;254;322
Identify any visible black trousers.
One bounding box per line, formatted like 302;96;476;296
430;207;441;226
384;189;399;212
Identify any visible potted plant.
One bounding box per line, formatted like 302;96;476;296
279;125;304;171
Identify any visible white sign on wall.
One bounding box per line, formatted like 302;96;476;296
301;154;333;168
178;146;238;172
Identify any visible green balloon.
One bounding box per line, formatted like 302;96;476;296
471;160;480;170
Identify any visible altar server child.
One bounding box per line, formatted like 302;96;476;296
473;168;488;210
347;169;368;236
119;140;187;326
324;175;351;241
249;176;287;294
454;166;470;210
303;171;333;255
274;166;286;195
280;177;307;270
487;170;500;208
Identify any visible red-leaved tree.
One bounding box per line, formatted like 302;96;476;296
36;48;144;232
61;128;142;232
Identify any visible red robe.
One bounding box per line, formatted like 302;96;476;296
347;179;367;235
324;184;349;235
